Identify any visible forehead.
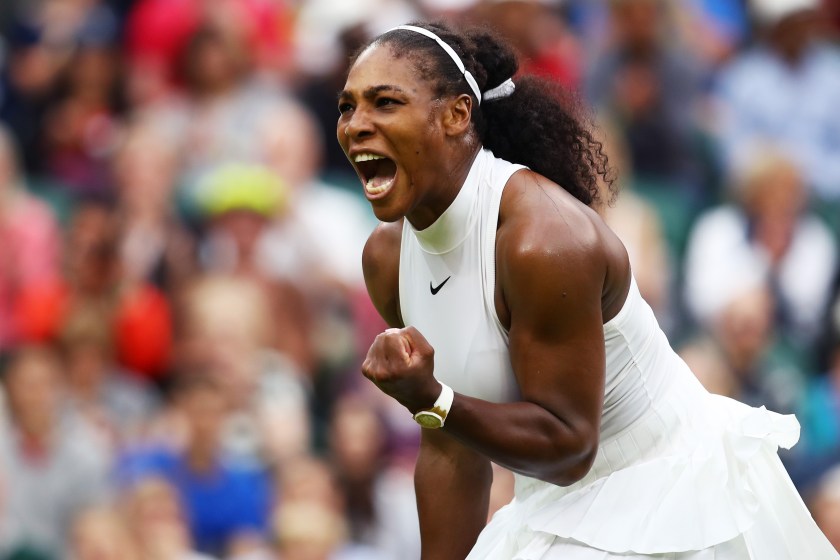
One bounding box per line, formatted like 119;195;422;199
343;42;430;96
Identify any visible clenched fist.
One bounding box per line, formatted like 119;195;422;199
361;326;441;414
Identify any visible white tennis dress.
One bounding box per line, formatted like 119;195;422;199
398;149;838;559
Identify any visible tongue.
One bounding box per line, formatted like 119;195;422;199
368;159;397;188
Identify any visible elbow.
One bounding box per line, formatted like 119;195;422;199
539;430;599;487
547;445;598;486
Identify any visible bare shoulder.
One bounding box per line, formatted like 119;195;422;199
497;170;630;326
362;220;404;328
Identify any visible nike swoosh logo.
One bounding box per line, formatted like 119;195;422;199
430;276;451;295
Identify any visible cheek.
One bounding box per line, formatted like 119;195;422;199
336;125;346;151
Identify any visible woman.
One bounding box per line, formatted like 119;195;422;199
337;22;837;559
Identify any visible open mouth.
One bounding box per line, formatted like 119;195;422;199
354;154;397;197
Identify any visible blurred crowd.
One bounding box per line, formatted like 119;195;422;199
0;0;839;558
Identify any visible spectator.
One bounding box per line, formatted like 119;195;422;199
41;33;126;197
0;0;114;177
57;303;160;451
120;475;216;560
172;273;312;466
118;375;273;558
712;0;840;202
678;283;805;414
262;454;386;560
69;506;140;560
0;345;111;559
112;121;196;293
468;0;584;90
683;149;837;354
14;198;174;379
795;330;840;470
327;394;419;559
586;0;711;214
0;125;62;353
807;464;840;552
168;24;292;190
256;100;375;294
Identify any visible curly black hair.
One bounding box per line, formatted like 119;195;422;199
363;21;617;208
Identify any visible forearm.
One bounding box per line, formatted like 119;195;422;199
442;393;598;487
415;431;492;560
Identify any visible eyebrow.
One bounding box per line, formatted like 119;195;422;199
337;84;408;101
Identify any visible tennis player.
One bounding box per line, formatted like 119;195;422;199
338;21;838;559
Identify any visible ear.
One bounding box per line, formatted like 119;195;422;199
441;94;473;137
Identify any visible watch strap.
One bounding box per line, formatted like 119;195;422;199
413;382;454;428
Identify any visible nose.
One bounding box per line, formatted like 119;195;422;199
343;108;374;141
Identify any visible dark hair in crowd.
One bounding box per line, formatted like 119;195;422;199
368;21;617;207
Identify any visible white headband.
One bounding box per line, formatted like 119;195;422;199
390;25;483;104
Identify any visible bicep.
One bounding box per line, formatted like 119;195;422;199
362;223;403;328
502;238;607;442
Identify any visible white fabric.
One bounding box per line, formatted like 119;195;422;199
683;205;837;336
483;78;516;102
398;150;838;558
750;0;819;24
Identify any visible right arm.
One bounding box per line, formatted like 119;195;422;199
362;223;493;559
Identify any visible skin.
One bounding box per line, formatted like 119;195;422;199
338;42;631;560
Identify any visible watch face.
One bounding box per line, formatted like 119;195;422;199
414;411;443;429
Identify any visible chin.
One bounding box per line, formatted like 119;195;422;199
369;198;407;223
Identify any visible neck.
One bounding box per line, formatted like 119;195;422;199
18;419;54;447
407;144;481;231
409;148;488;254
185;443;218;473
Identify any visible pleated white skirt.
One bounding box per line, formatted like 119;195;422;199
467;377;839;559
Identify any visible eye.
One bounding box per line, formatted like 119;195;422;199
338;102;354;115
376;97;401;108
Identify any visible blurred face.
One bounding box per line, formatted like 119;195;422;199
180;385;227;449
260;105;321;188
751;165;805;219
611;0;662;51
329;399;384;478
125;477;192;555
5;351;62;433
337;43;455;227
66;344;108;391
0;136;17;190
114;132;175;215
72;48;119;98
66;205;118;293
71;510;136;560
717;288;774;368
279;457;342;509
769;11;820;60
190;36;240;94
811;490;840;550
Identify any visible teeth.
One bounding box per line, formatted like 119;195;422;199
354;153;385;163
365;177;394;195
